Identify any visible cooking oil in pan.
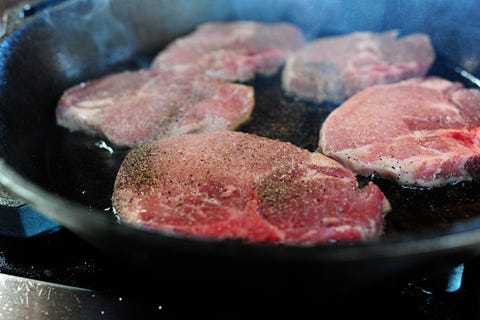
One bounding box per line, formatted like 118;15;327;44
44;56;480;240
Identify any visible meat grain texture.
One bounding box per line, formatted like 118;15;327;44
320;77;480;188
112;131;390;244
56;69;254;147
151;21;305;82
282;30;435;103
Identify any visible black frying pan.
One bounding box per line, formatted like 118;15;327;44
1;0;480;296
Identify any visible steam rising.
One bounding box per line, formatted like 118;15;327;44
5;0;479;82
229;0;480;73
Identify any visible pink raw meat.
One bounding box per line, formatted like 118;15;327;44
112;131;390;244
56;69;254;147
282;30;435;103
319;77;480;187
151;21;305;82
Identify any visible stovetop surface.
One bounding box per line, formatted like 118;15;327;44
0;228;479;319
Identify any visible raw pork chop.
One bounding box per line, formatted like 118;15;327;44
282;30;435;103
151;21;305;82
56;69;254;147
112;131;390;244
319;77;480;188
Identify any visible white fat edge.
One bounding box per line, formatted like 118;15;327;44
76;97;115;108
202;115;231;131
57;107;101;136
330;145;476;187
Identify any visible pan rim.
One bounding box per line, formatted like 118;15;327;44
1;158;480;264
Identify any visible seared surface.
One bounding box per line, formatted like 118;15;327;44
320;77;480;187
55;69;254;147
282;30;434;103
151;21;305;82
112;131;389;244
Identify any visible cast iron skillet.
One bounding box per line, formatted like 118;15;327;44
1;0;480;295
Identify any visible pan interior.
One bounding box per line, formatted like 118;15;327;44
41;51;480;241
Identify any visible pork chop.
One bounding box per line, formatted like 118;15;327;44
319;77;480;188
112;131;390;244
56;69;254;147
151;21;305;82
282;30;435;103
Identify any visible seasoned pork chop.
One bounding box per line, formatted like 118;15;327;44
113;131;390;244
282;30;435;103
320;77;480;187
56;69;254;147
151;21;305;82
